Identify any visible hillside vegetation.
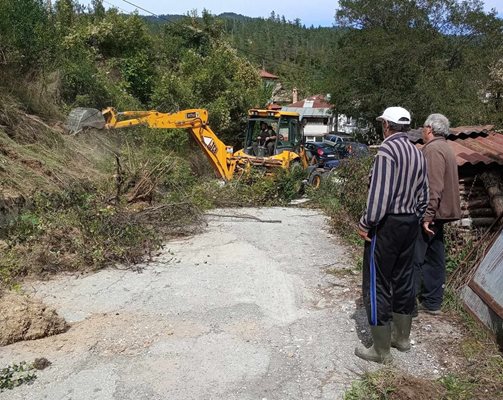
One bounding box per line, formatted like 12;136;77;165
0;0;502;285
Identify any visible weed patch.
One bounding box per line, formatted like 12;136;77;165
0;183;204;286
0;362;37;392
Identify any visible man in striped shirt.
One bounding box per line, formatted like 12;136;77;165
355;106;429;364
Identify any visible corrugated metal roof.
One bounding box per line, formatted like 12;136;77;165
449;132;503;167
408;125;495;144
410;130;503;167
450;125;495;137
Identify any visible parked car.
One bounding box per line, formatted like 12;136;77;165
323;139;369;159
325;133;353;145
304;142;340;167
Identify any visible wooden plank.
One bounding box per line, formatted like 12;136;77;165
468;280;503;320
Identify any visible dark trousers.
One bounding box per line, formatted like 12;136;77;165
362;214;419;326
413;222;445;311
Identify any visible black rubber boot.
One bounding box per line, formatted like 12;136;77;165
391;313;412;352
355;325;392;364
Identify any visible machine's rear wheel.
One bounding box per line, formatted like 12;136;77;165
308;171;322;189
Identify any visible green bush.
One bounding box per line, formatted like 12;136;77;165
0;0;57;71
310;155;374;247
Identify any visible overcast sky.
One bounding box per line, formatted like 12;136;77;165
96;0;502;27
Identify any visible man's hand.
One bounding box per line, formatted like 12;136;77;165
423;221;435;236
358;229;371;242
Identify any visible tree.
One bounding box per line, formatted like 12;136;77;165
0;0;56;71
91;0;105;19
328;0;503;132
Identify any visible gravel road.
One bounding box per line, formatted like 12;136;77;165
0;207;448;399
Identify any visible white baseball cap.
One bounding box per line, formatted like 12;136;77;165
376;107;411;125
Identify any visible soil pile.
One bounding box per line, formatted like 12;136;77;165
0;292;68;346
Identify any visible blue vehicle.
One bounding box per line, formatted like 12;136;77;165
304;142;339;167
304;137;369;188
323;138;369;159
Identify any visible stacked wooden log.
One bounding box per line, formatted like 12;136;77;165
458;175;497;228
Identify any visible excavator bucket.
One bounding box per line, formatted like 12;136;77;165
65;107;106;134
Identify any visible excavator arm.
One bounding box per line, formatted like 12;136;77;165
100;107;237;181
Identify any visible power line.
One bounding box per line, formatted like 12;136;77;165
111;0;320;74
120;0;160;18
102;0;130;14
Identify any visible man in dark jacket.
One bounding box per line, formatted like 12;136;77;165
257;122;277;156
414;113;461;315
356;106;429;364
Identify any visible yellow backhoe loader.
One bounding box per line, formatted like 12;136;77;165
66;107;310;181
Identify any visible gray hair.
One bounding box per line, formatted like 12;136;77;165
424;113;450;137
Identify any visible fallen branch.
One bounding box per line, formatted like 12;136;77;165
206;213;282;223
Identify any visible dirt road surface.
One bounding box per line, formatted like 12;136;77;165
0;207;451;399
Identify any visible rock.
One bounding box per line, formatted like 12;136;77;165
0;292;69;346
33;357;52;370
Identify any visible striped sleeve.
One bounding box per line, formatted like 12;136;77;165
359;152;396;232
416;155;429;218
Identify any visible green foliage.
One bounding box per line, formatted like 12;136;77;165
119;51;155;103
443;224;480;275
0;362;36;391
0;184;193;285
0;0;56;71
310;156;374;247
440;374;477;400
330;0;503;130
345;360;503;400
59;10;154;107
181;167;305;210
151;15;264;142
308;155;375;267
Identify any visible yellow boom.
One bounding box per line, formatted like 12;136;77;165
101;107;238;181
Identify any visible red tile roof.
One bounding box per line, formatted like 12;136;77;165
259;69;279;79
288;94;332;108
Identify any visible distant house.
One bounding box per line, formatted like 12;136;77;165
259;69;279;88
282;95;336;142
259;69;293;108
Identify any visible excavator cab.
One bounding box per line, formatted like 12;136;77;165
244;109;304;157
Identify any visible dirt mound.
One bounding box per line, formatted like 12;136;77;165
0;292;69;346
390;375;445;400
